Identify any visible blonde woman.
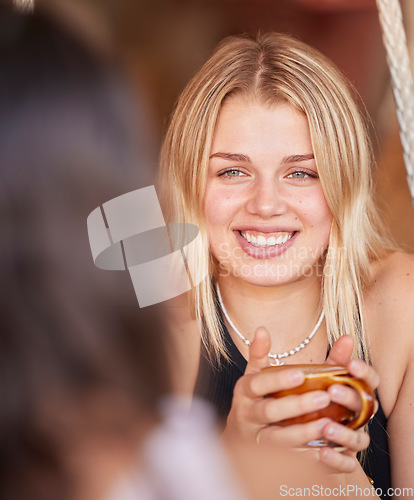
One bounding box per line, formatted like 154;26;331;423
160;33;414;496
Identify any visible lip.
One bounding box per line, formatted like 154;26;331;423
234;229;298;259
235;225;298;234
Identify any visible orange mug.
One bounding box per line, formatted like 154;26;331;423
262;364;375;434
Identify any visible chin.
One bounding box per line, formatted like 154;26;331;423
218;260;305;287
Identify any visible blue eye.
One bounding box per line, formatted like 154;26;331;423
289;171;308;179
287;170;317;180
220;169;244;177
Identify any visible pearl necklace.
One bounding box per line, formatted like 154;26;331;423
216;284;325;366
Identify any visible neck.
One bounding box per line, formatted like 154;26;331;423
216;273;326;360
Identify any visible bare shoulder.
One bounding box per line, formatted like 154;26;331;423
364;251;414;415
366;251;414;312
367;254;414;487
370;250;414;286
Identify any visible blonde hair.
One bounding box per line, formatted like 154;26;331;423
159;32;393;363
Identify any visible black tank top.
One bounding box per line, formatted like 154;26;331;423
195;318;391;497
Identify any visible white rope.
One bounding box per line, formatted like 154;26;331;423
13;0;34;12
376;0;414;205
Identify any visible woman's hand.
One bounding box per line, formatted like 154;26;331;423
318;335;380;472
223;330;378;474
224;327;333;447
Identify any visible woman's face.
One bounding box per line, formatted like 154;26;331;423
203;95;333;287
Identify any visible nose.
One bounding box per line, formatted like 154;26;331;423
245;178;288;219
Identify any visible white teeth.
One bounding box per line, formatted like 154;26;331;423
241;231;293;247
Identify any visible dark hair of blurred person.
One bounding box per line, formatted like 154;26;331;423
0;4;169;500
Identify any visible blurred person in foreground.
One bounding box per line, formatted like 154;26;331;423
0;2;167;498
0;4;346;500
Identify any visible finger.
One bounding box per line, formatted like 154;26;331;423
245;367;305;399
244;327;272;375
253;390;331;425
327;384;362;412
325;335;354;366
319;447;360;474
328;383;379;415
322;422;370;453
347;360;380;390
256;418;332;447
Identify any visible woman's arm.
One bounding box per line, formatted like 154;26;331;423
365;251;414;494
388;359;414;492
376;252;414;493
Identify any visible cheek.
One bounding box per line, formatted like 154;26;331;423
203;186;237;230
298;189;331;220
298;191;332;238
203;204;220;246
203;188;238;261
312;199;333;245
203;194;222;229
203;204;223;260
315;197;333;229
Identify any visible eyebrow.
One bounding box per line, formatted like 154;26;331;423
282;153;315;163
209;152;315;163
209;152;251;162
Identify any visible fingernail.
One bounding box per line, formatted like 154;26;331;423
329;385;345;398
326;425;337;438
349;360;363;374
290;370;304;384
317;418;331;432
313;392;330;407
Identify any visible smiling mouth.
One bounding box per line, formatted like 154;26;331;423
240;230;295;247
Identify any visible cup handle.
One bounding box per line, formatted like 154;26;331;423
331;375;375;429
